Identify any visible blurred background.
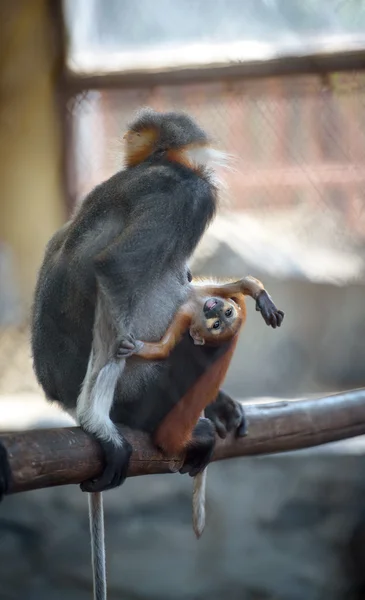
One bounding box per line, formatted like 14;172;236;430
1;1;365;598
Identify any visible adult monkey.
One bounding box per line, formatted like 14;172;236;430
0;108;266;600
28;107;233;492
0;109;245;497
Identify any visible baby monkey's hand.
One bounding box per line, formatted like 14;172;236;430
116;334;144;359
255;290;284;329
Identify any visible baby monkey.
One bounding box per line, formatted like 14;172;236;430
117;274;283;358
117;274;284;537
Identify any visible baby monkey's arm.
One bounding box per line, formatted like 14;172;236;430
193;275;264;299
194;276;284;329
116;307;193;361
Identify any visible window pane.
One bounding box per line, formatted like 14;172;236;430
63;0;365;73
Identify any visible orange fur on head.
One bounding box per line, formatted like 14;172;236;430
166;144;210;177
124;128;158;167
124;128;213;177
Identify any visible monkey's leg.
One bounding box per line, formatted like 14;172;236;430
77;354;132;493
0;441;11;501
179;417;216;477
205;390;247;439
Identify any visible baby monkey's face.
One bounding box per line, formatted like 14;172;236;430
202;297;238;337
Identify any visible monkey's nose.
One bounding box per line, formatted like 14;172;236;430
204;299;217;311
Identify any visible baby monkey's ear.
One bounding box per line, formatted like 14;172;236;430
189;328;205;346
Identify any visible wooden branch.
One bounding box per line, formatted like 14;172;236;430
2;389;365;495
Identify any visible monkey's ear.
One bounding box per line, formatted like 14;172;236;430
189;328;205;346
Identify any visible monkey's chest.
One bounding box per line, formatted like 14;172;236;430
131;279;189;342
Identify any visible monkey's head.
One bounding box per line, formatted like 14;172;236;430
124;108;227;171
189;297;243;346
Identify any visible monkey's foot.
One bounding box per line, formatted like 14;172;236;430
256;290;284;329
0;442;11;502
80;437;132;493
205;392;247;439
116;334;144;359
180;418;216;477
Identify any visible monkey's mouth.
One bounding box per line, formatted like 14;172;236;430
204;299;217;311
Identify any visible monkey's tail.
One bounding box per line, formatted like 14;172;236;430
192;467;207;539
89;492;107;600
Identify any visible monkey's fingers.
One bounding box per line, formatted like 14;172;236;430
180;419;215;477
116;338;144;358
268;309;285;329
211;416;228;439
235;404;248;437
257;293;285;329
80;438;132;493
276;310;285;327
206;395;246;438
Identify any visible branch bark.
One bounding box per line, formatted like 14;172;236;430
2;389;365;495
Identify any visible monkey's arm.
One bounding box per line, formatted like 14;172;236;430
193;275;264;299
117;307;194;361
194;276;284;328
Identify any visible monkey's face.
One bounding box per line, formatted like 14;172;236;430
190;297;241;346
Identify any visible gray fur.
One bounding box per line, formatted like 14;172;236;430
192;468;207;539
88;492;107;600
129;107;210;150
77;294;125;446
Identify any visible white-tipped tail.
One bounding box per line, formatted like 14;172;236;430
192;467;207;539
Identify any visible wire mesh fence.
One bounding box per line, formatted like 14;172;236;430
68;72;365;249
2;69;365;396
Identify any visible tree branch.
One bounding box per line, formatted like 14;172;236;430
2;389;365;495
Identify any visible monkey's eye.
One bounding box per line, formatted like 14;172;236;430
225;308;233;317
213;320;220;330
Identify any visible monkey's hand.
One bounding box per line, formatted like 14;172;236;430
116;334;144;359
180;418;216;477
205;391;247;439
0;441;11;502
255;290;284;329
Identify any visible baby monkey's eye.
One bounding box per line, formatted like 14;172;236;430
225;308;233;317
213;320;220;329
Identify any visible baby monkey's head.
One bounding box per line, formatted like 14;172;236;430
189;297;243;346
